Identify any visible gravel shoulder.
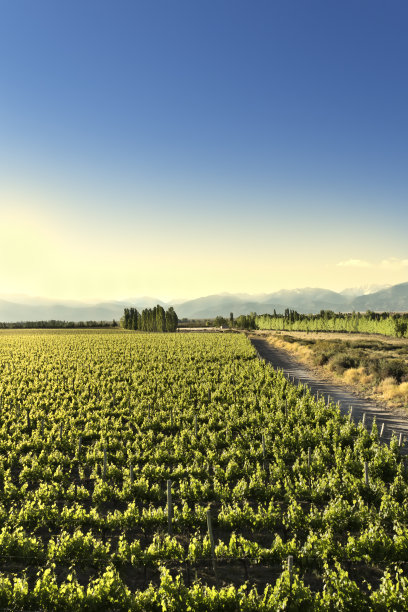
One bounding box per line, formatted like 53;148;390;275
250;335;408;447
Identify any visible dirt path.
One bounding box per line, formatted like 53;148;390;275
250;336;408;448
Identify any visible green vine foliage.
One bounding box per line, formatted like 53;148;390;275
0;329;406;608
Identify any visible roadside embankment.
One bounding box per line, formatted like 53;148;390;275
250;334;408;448
252;331;408;410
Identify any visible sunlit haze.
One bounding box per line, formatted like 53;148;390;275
1;1;407;302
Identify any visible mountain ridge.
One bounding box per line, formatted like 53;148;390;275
0;282;407;322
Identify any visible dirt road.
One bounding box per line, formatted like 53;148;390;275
250;336;408;447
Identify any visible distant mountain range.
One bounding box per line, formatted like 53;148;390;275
0;282;407;322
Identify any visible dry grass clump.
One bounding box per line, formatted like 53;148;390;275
343;367;374;387
271;336;314;361
377;378;408;402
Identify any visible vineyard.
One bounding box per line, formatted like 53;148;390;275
0;329;408;609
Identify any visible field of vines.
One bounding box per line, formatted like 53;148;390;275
1;329;408;610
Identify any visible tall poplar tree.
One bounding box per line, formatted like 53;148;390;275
122;305;178;332
156;305;166;332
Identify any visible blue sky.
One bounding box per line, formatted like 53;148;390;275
0;1;407;300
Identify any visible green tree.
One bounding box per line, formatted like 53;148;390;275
122;305;178;332
123;308;130;329
215;315;228;327
156;305;166;332
165;307;178;332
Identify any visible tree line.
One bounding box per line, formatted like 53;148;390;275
121;306;178;332
0;320;118;329
211;309;408;338
255;310;408;338
214;312;257;330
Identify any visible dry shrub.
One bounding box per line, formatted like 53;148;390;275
271;337;313;361
343;367;373;387
378;376;398;388
401;381;408;398
328;352;358;374
292;344;312;360
365;357;408;383
377;378;408;402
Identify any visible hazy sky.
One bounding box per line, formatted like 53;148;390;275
1;1;407;301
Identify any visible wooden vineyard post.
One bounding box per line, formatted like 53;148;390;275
288;555;293;591
349;406;353;421
399;433;403;447
380;423;385;438
362;413;366;427
307;447;311;469
185;559;191;587
206;509;218;581
167;479;173;535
